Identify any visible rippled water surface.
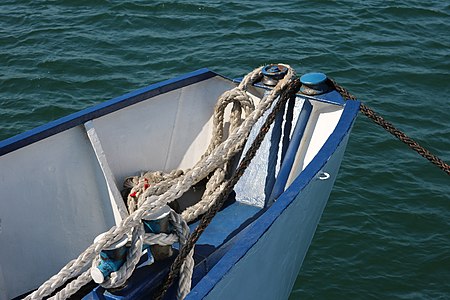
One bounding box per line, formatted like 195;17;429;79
1;1;449;299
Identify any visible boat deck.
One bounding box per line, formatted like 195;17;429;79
83;201;262;299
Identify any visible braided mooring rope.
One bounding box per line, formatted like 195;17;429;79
25;65;296;300
154;77;302;300
330;79;450;176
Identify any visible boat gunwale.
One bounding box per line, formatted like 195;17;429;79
1;69;360;298
187;99;360;299
0;68;217;157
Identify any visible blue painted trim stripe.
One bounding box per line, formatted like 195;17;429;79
0;68;217;157
187;100;360;299
266;99;313;207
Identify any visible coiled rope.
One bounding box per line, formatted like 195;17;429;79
25;64;297;300
154;77;301;300
330;79;450;176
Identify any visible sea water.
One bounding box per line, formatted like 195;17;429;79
0;1;449;299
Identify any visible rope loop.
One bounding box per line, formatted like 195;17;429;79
24;64;297;300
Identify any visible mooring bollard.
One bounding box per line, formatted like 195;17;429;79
142;205;173;261
90;233;129;284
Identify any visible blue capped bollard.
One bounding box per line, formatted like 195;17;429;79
261;64;288;86
300;72;330;95
142;205;173;261
90;233;128;284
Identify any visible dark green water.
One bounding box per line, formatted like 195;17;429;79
1;1;449;299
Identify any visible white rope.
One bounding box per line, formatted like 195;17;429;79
24;64;296;300
169;211;194;299
143;232;179;246
48;270;91;300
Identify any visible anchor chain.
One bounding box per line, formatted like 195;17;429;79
330;79;450;176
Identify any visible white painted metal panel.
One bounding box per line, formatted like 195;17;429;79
0;75;236;298
203;134;350;300
0;126;114;298
287;103;343;185
91;77;235;183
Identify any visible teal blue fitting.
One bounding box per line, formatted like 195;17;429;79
142;205;173;261
96;247;127;279
91;234;128;284
143;218;174;234
143;219;162;233
142;205;172;235
300;72;330;95
261;64;288;86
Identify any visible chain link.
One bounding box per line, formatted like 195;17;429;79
329;79;450;176
157;77;449;299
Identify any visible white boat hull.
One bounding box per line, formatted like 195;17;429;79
0;68;359;299
190;134;351;299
